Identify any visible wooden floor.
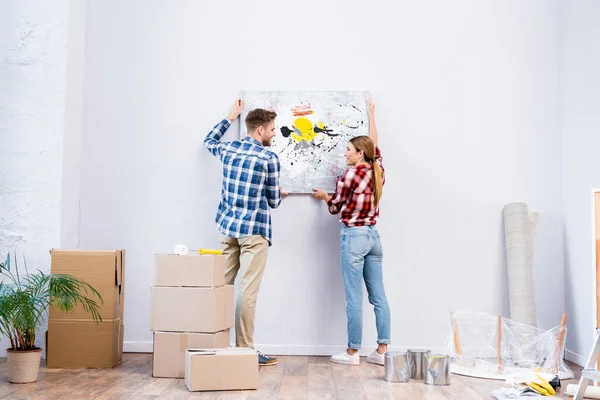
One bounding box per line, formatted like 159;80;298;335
0;354;582;399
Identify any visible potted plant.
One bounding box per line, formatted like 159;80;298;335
0;252;103;383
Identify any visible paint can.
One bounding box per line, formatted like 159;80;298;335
424;354;451;386
408;349;431;380
384;352;410;383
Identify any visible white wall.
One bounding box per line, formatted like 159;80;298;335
60;0;89;249
560;0;600;366
75;0;565;355
0;0;71;356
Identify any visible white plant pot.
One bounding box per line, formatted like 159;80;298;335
7;348;42;383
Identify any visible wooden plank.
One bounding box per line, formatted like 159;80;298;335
0;355;584;399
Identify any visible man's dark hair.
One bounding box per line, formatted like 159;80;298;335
245;109;277;131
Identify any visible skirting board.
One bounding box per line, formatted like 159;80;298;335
566;349;587;367
125;342;586;367
124;342;446;356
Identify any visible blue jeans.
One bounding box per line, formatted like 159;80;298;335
340;224;391;350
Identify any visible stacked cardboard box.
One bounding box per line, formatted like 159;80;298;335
151;254;234;378
47;249;125;368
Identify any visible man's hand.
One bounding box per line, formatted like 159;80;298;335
312;188;330;201
367;96;375;116
280;186;289;197
227;99;244;122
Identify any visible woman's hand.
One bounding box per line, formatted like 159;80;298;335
367;95;378;146
367;96;375;116
312;188;330;202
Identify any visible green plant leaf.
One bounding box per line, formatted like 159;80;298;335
1;253;10;272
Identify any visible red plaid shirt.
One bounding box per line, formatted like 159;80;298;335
327;147;385;226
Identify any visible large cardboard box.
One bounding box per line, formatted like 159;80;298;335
152;330;230;378
150;285;234;332
47;318;121;368
154;254;226;287
49;249;125;320
185;348;258;392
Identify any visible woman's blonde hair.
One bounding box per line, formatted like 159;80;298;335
349;136;383;207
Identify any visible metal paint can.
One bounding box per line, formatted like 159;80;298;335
424;354;451;386
408;349;431;380
384;352;410;383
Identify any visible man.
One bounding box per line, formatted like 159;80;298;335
204;99;286;366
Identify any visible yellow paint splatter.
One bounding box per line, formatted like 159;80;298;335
291;117;317;142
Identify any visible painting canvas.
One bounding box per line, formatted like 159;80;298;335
239;91;370;193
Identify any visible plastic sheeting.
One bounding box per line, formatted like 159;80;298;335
447;311;573;380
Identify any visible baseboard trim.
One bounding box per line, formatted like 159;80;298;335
248;344;441;356
124;341;153;353
566;349;586;368
123;342;444;356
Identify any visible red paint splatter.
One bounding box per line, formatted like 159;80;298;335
292;104;314;116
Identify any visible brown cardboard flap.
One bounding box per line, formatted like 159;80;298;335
50;248;125;287
119;249;126;294
116;251;123;287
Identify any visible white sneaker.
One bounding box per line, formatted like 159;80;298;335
330;351;360;366
366;350;385;366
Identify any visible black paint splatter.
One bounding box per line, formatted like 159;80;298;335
281;126;293;137
314;126;339;137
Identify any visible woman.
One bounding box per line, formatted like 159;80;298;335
312;98;391;366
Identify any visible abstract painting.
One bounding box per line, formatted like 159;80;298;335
239;91;370;193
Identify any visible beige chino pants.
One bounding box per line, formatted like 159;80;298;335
220;234;269;348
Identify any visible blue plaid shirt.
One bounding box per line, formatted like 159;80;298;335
204;119;282;245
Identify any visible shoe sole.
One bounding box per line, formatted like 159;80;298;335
330;358;360;366
366;358;384;366
259;360;279;366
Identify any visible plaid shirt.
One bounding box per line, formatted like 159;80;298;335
327;147;385;226
204;119;282;245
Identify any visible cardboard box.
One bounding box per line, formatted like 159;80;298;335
185;348;258;392
150;285;234;332
119;293;125;322
119;325;124;362
47;318;121;368
152;330;230;378
154;254;226;287
49;249;125;320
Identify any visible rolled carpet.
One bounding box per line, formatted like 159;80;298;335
503;202;537;327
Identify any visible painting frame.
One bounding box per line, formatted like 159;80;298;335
239;90;370;194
